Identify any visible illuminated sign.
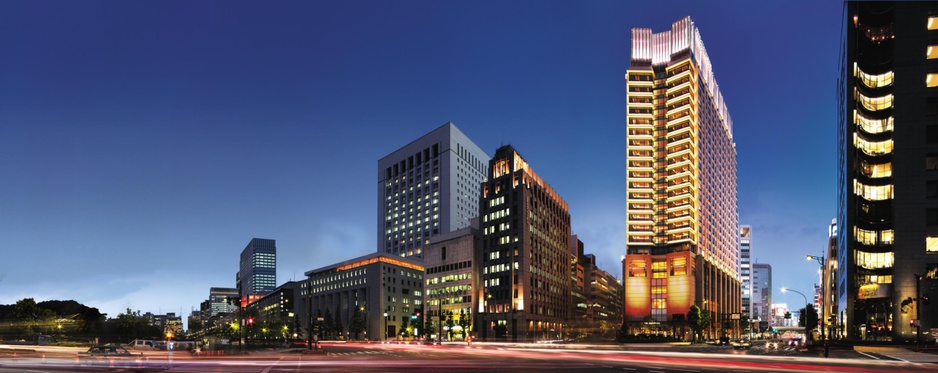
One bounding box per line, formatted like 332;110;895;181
858;283;890;300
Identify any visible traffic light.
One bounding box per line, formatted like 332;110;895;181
247;317;254;325
416;312;421;317
411;313;417;320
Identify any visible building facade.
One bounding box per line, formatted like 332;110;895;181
624;16;741;337
476;145;572;341
239;238;277;298
208;287;239;318
751;263;772;329
302;253;424;341
837;1;938;341
378;122;489;260
822;219;839;339
740;226;752;319
244;281;296;337
423;223;480;341
585;254;624;331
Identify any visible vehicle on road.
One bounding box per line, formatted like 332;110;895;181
718;336;730;346
787;337;803;347
78;345;145;369
765;340;780;349
730;339;751;349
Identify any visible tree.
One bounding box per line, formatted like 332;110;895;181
799;304;819;339
349;307;366;340
333;305;344;339
14;298;55;335
401;315;411;338
687;305;702;342
322;309;334;339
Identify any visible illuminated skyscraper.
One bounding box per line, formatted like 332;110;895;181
477;145;571;341
378;122;489;260
624;16;740;337
740;225;752;319
837;1;938;341
239;238;277;298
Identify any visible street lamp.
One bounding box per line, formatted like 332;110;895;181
383;312;388;342
781;287;809;331
806;254;827;341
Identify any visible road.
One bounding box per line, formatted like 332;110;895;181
1;342;935;373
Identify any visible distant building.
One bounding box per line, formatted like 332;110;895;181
144;312;182;335
570;236;589;326
624;16;740;338
476;145;572;341
378;122;489;260
585;254;624;330
822;218;838;338
751;263;772;328
239;238;277;299
837;1;938;341
423;222;480;340
740;226;752;319
301;253;425;341
208;287;238;317
243;281;297;336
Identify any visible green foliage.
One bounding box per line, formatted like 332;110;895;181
799;304;819;332
349;307;366;339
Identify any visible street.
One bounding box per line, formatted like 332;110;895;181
1;342;936;373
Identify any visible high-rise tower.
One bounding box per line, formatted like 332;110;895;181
740;225;752;320
837;1;938;341
477;145;571;340
624;16;740;336
239;238;277;298
378;122;489;260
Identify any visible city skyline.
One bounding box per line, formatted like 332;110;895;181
0;1;839;323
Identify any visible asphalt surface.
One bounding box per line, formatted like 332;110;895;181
1;342;935;373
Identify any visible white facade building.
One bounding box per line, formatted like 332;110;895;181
378;122;489;260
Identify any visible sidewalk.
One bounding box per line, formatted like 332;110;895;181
854;345;938;363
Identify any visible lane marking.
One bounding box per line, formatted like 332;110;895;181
856;351;880;360
621;368;636;371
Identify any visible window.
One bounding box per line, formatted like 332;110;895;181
929;98;938;116
928;74;938;88
930;45;938;59
929;181;938;198
928;209;938;226
930;16;938;30
928;154;938;170
928;236;938;254
925;125;938;144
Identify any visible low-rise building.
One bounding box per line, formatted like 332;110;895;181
301;253;424;341
424;223;480;341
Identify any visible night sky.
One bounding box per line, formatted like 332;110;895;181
0;0;841;324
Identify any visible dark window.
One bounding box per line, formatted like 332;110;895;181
929;181;938;198
928;154;938;170
441;246;446;260
929;209;938;226
928;97;938;116
928;126;938;144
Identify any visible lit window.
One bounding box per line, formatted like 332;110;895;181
854;110;894;134
855;90;893;111
856;250;894;269
859;161;891;178
929;45;938;59
854;64;894;88
853;180;894;201
929;16;938;30
928;74;938;88
854;134;893;156
928;236;938;253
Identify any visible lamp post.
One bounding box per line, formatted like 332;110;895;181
806;254;827;341
383;312;388;342
781;287;810;340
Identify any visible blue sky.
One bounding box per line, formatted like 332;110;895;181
0;0;840;322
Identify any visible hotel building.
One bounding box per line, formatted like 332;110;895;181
624;16;740;336
378;122;489;260
837;1;938;341
477;145;572;341
751;263;772;329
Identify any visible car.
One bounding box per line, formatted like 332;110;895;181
718;336;730;346
787;337;804;347
765;340;780;349
730;339;751;349
78;345;144;369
